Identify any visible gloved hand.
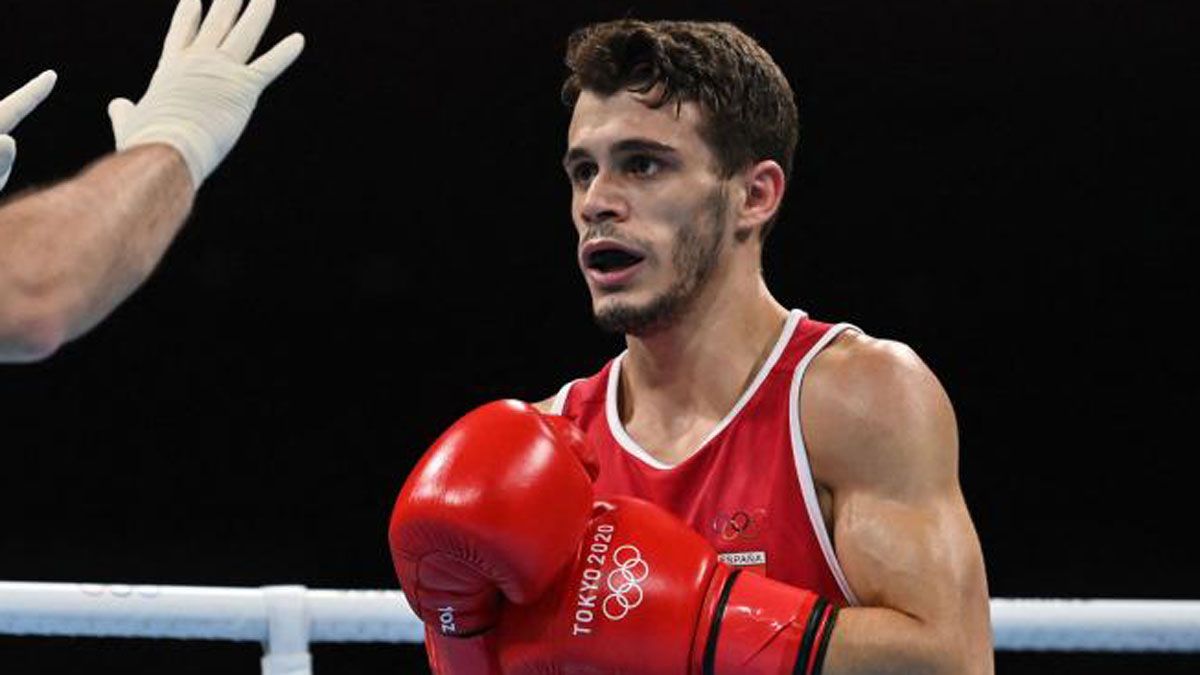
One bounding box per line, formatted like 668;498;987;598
0;70;57;192
389;400;598;637
423;495;839;675
108;0;305;187
390;400;839;675
486;496;840;675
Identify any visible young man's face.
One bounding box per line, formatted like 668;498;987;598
564;89;733;336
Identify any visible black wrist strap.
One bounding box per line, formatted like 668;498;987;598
700;569;838;675
810;604;839;675
794;599;838;675
701;569;741;675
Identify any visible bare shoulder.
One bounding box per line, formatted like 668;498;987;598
531;397;557;414
801;330;959;496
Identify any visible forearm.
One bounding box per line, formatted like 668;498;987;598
0;144;193;360
823;605;992;675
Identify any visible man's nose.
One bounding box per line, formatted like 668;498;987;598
580;172;628;225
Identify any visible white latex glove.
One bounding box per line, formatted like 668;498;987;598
0;70;57;192
109;0;305;187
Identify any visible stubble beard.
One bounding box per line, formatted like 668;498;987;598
594;187;728;337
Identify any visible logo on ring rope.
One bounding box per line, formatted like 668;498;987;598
602;545;650;620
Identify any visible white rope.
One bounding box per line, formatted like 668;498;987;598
0;582;422;643
2;582;1199;653
991;598;1200;652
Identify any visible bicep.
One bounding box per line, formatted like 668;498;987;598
825;483;993;673
835;483;987;626
833;359;981;617
816;338;990;656
799;335;993;671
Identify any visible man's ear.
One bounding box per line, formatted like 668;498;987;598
734;160;786;242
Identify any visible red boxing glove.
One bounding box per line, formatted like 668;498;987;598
388;400;597;638
486;496;839;675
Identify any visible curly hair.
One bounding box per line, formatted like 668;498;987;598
563;20;799;240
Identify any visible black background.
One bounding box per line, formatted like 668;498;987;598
1;0;1196;672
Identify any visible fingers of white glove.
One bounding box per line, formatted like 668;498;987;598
107;98;136;146
220;0;276;63
161;0;203;56
193;0;245;50
0;70;57;134
0;134;16;191
249;32;305;86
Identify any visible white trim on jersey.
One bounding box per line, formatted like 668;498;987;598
550;378;580;415
604;309;809;470
788;322;862;606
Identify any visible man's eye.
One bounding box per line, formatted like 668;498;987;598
571;163;597;185
626;156;661;177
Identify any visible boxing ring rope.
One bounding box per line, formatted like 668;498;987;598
2;582;1199;674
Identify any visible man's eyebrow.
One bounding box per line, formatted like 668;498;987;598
612;138;678;156
562;147;591;167
562;138;680;167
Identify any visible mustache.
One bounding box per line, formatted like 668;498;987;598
580;222;646;250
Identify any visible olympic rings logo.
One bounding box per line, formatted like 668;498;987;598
719;511;753;541
713;508;767;542
602;545;650;620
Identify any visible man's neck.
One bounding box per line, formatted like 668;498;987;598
619;275;789;427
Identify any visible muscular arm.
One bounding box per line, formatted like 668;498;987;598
0;144;193;361
804;333;992;674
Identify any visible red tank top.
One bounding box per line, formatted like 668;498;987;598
552;310;858;606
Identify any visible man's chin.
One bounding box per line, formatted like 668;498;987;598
593;296;678;337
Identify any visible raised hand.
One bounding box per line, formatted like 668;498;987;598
108;0;304;187
0;71;57;191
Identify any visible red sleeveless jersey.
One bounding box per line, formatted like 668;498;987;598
552;310;859;607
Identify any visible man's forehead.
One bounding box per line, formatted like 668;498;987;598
567;90;705;152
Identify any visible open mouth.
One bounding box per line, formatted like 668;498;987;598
584;245;646;274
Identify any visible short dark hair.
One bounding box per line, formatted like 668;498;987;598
562;20;799;240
